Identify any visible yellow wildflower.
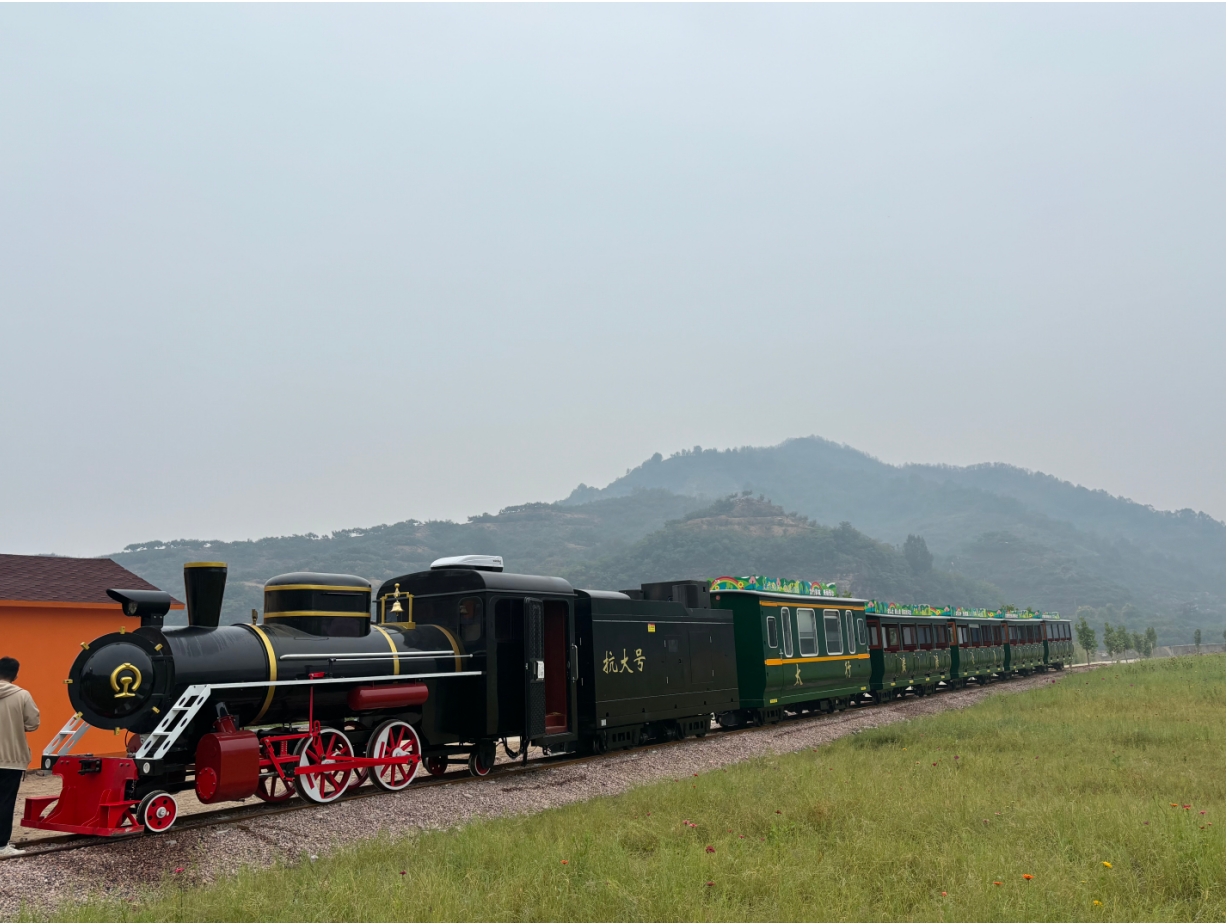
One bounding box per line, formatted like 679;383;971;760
1102;861;1112;869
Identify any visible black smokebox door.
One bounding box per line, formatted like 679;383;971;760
523;597;546;742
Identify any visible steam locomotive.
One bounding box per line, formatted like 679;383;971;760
23;556;1070;837
22;556;739;836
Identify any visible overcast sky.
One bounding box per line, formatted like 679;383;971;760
1;4;1223;557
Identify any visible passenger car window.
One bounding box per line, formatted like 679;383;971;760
870;624;880;647
858;618;868;647
844;611;856;654
766;614;778;649
902;625;915;648
796;608;818;657
781;608;794;658
823;609;842;655
887;625;899;649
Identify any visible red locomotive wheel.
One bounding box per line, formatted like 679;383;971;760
256;735;298;802
137;791;178;833
424;755;449;777
295;727;355;804
468;751;492;778
366;720;422;792
256;772;295;803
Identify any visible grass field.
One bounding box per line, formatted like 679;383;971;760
51;656;1224;922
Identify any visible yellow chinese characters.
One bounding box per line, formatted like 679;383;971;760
602;648;647;674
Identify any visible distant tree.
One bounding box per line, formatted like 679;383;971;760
1104;622;1126;661
1075;615;1096;665
1129;631;1144;659
1194;628;1202;654
1141;627;1157;658
903;535;933;574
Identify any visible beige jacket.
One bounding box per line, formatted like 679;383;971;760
0;681;40;771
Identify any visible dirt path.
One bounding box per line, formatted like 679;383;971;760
0;672;1064;920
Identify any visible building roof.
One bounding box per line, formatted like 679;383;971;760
0;554;181;606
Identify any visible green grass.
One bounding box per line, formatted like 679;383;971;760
49;657;1225;922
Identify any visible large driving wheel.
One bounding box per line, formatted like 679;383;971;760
367;720;422;792
295;727;354;804
137;790;178;833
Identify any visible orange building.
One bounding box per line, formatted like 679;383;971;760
0;554;183;768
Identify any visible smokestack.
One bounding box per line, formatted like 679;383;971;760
184;562;227;628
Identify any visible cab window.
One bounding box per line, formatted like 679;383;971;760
459;596;483;643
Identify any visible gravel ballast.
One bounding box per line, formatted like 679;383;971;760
0;672;1065;919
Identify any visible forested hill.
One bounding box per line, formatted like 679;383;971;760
112;492;996;630
563;496;1000;606
563;437;1225;641
113;490;705;628
109;436;1223;645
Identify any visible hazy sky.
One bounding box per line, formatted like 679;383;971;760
1;4;1223;557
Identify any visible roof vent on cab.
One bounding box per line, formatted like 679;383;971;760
430;555;504;572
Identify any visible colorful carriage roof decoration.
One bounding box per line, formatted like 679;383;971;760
865;602;952;617
709;575;841;597
866;603;1064;620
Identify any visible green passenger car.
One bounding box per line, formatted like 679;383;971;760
948;615;1006;685
1003;617;1045;674
864;604;953;700
1042;615;1073;669
708;576;871;726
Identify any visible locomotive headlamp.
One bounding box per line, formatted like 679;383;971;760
106;588;172;628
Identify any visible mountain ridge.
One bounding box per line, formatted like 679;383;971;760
107;436;1223;646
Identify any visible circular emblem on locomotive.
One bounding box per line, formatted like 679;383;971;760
73;640;155;720
110;662;142;698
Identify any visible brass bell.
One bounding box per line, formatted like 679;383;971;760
389;583;404;616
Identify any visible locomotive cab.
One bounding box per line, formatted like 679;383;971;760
376;558;581;763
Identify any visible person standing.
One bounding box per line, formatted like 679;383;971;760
0;657;39;857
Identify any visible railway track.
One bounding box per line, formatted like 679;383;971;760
5;669;1069;863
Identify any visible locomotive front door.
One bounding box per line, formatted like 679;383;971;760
524;597;547;742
